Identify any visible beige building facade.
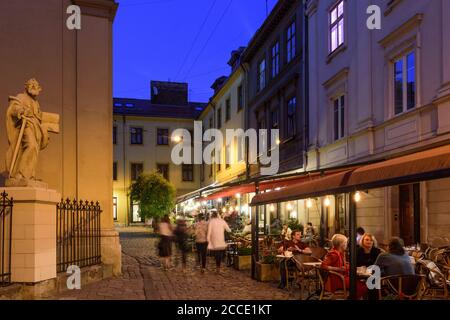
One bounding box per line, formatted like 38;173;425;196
302;0;450;245
113;84;205;225
0;0;122;276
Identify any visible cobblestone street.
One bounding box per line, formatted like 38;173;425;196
56;226;292;300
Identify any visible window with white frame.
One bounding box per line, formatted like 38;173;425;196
394;51;416;115
333;95;345;140
329;1;344;53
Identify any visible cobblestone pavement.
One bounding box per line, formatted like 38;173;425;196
56;226;293;300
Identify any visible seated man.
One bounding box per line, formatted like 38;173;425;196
277;230;312;289
374;237;415;277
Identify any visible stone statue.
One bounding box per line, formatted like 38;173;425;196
4;79;59;187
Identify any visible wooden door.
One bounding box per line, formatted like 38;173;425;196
398;184;420;246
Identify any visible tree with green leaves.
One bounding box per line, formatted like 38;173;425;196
129;172;176;220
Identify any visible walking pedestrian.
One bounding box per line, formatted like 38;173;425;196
174;218;190;272
158;215;173;270
194;213;209;273
207;209;231;274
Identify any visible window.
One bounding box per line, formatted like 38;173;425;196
130;163;143;181
237;85;243;111
329;1;344;53
333;95;345;140
225;144;231;169
157;128;169;145
217;108;222;129
394;52;416;115
182;164;194;182
217;149;222;172
157;164;169;181
130;127;143;145
113;197;118;221
209;117;213;129
257;59;266;92
287;97;296;138
225;99;231;122
113;162;118;181
286;22;296;63
209;151;214;177
271;109;279;129
237;135;245;163
113;126;117;145
271;41;280;77
257;117;266;156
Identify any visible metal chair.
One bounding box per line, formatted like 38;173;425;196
378;274;426;300
416;259;450;299
291;255;321;300
316;267;348;300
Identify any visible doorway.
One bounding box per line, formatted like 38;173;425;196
398;183;420;246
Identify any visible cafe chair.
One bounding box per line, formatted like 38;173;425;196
378;274;426;300
316;267;348;300
291;255;321;300
416;259;450;299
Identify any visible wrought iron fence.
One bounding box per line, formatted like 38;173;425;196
57;199;101;273
0;191;13;286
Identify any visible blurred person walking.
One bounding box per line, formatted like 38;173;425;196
207;209;231;274
174;218;190;273
194;213;209;273
158;215;173;271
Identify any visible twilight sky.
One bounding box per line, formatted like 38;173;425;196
113;0;278;102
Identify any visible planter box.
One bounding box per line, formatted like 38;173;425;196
234;255;252;270
256;262;280;282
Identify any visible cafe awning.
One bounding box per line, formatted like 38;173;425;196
201;167;355;201
251;144;450;206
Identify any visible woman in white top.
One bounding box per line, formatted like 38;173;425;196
207;209;231;273
158;215;173;270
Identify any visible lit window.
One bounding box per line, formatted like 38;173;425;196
330;1;344;53
394;52;416;115
113;197;118;221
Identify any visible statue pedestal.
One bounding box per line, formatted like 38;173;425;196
3;187;60;283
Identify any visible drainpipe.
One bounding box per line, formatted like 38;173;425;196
122;114;129;227
241;62;250;180
302;0;310;171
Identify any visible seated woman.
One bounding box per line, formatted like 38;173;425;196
357;233;381;267
374;237;415;277
321;234;367;299
277;230;312;289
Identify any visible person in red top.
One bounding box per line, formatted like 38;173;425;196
321;234;367;299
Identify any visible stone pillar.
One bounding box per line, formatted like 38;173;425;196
5;187;60;283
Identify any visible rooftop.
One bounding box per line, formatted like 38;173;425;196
113;98;207;119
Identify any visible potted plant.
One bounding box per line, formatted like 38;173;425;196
234;247;252;270
255;249;280;282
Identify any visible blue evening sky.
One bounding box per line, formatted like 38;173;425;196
113;0;278;102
